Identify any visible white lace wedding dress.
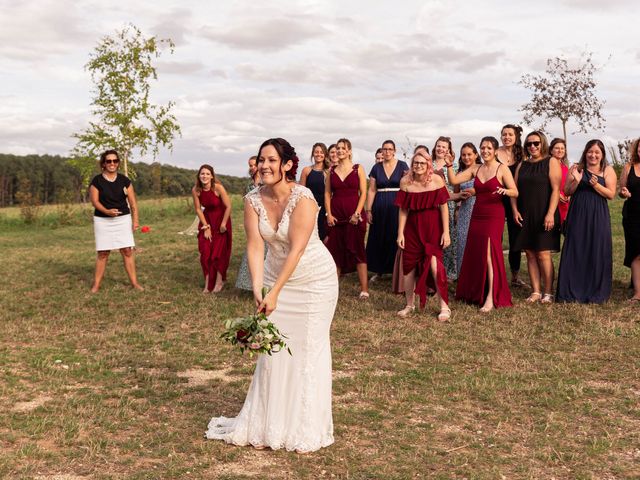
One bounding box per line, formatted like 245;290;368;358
205;184;338;452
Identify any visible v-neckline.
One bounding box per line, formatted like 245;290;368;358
259;186;295;234
381;160;398;181
333;166;356;183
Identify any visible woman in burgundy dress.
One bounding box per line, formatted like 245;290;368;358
395;152;451;321
445;136;518;312
325;138;369;297
192;165;232;293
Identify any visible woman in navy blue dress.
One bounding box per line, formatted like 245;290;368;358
556;140;617;303
300;142;330;241
365;140;409;279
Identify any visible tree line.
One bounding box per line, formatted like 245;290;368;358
0;153;247;208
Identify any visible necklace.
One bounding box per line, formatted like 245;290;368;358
102;173;117;182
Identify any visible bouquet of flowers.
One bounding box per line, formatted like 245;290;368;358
220;288;291;357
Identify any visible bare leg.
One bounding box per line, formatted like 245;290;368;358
356;263;369;294
525;249;541;301
430;256;450;320
120;247;144;291
397;269;415;317
203;275;210;293
213;271;224;293
537;250;554;298
91;250;110;293
480;241;494;313
631;256;640;300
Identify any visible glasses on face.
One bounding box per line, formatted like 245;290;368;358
104;159;120;164
413;161;428;166
381;148;394;152
525;141;541;148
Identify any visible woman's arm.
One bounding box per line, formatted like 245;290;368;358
299;166;311;187
126;183;140;231
215;183;232;233
439;202;451;248
444;164;475;186
192;187;211;240
565;164;582;196
366;177;376;224
244;197;265;306
351;165;367;223
544;158;561;231
258;197;317;315
89;185;119;217
496;164;518;198
397;207;408;249
324;169;335;226
619;163;632;199
591;166;617;200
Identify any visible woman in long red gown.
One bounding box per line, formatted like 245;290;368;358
395;152;451;321
445;136;518;312
325;138;369;297
192;164;232;293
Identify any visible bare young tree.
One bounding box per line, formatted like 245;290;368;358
519;52;606;141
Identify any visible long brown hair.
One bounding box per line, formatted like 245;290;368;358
310;142;330;170
629;138;640;164
195;164;217;193
500;124;525;165
578;139;607;173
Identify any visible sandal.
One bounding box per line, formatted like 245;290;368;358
397;305;415;318
541;293;554;304
525;292;542;303
437;307;451;322
511;278;528;288
359;291;370;299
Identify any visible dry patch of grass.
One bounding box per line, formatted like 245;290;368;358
1;196;638;479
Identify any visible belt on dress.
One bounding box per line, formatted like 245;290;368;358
377;188;400;192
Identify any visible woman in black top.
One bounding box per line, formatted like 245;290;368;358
89;149;143;292
299;142;330;241
619;138;640;301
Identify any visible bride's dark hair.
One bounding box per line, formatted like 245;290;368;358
257;138;299;184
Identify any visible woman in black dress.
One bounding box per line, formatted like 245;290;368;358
511;131;561;303
496;124;526;287
556;140;617;304
300;142;330;241
619;137;640;301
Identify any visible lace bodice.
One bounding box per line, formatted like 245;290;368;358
245;184;334;286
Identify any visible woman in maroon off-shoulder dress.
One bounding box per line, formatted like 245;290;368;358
192;165;232;293
445;136;518;312
395;152;451;321
325;138;369;298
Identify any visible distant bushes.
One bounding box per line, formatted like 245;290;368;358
0;153;247;209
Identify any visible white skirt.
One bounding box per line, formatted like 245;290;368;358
93;214;135;251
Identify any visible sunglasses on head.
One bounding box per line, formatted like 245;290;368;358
104;159;120;164
525;141;541;148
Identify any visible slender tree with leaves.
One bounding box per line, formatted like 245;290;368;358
71;24;180;182
519;52;606;141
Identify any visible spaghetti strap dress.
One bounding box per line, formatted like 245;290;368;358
513;158;560;252
556;172;612;303
197;189;232;291
456;175;512;308
305;169;328;241
325;165;367;273
366;161;409;274
395;187;450;308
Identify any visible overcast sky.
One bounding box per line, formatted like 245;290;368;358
1;0;639;176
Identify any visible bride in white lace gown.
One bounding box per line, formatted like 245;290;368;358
205;138;338;453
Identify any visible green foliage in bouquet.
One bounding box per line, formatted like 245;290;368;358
221;288;291;357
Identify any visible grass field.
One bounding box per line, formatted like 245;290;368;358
0;196;638;479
